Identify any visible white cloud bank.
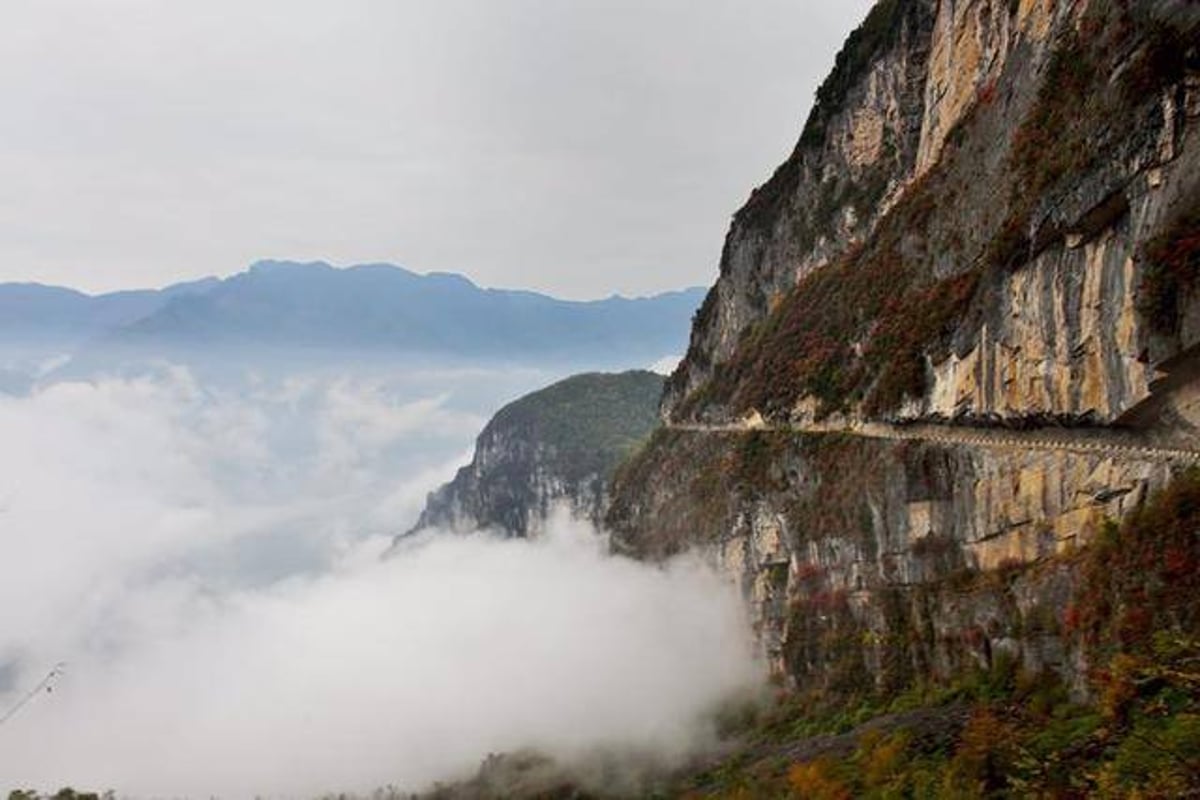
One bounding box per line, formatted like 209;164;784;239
0;371;760;797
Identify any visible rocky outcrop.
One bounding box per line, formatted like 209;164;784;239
407;371;664;539
610;427;1186;693
611;0;1200;701
906;108;1200;425
664;0;935;412
666;0;1200;428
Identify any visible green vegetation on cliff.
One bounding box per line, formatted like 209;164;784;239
679;1;1194;422
688;171;982;420
416;459;1200;798
1142;206;1200;336
613;1;1200;797
672;470;1200;799
410;370;665;537
484;370;665;470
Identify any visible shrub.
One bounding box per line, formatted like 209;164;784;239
858;728;912;790
786;757;853;800
1140;207;1200;335
941;709;1019;797
1073;469;1200;653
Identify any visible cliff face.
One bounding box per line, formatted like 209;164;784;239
611;0;1200;701
666;0;1200;427
611;427;1181;690
408;371;663;538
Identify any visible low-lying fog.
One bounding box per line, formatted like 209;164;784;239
0;363;760;797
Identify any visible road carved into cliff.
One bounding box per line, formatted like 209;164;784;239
667;419;1200;463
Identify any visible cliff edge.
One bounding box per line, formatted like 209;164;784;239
408;370;664;538
608;2;1200;787
665;0;1200;429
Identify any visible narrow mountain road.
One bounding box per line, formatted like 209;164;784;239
668;419;1200;463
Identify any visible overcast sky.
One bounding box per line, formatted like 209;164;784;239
0;1;873;299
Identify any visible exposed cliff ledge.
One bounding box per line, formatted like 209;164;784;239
666;0;1200;428
610;425;1188;686
406;371;663;538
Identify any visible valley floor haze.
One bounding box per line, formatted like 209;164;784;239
0;367;762;796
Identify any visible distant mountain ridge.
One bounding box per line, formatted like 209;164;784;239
0;261;705;379
0;276;220;347
109;260;705;362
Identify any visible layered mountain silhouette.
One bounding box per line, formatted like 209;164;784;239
0;261;703;383
0;277;219;347
109;261;704;359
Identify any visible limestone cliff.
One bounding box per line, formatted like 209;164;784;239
666;0;1200;428
610;0;1200;703
407;371;663;538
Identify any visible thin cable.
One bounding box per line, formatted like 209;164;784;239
0;662;65;727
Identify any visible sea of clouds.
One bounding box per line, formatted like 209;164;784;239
0;367;760;797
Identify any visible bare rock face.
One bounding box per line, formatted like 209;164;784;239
662;0;936;414
611;0;1200;699
406;371;663;539
609;427;1186;697
664;0;1200;428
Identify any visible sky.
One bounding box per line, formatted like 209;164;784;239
0;0;874;299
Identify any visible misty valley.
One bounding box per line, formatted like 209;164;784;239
6;0;1200;797
0;265;758;796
